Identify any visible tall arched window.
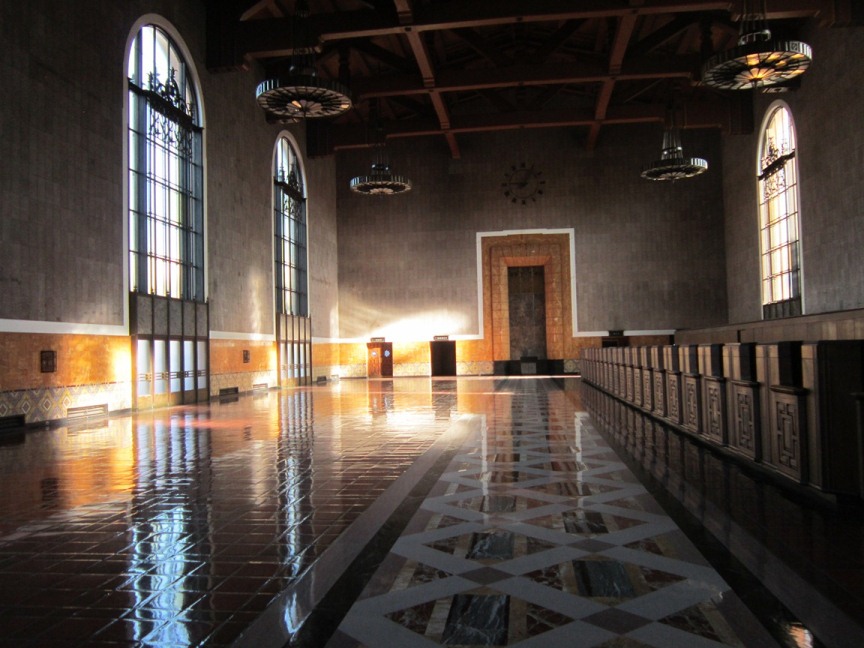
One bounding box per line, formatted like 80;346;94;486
127;21;208;409
274;135;311;386
758;102;802;319
274;136;308;316
128;24;204;300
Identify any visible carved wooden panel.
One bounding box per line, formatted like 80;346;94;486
768;390;806;482
666;373;681;425
653;371;666;417
705;378;726;445
642;370;653;412
730;383;759;460
683;375;701;433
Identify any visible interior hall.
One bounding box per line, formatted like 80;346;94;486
1;1;863;646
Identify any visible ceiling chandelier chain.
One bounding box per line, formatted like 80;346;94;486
255;0;353;121
739;0;771;42
701;0;812;91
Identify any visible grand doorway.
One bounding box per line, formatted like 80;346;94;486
480;232;574;375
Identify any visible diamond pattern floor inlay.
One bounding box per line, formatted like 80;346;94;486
329;381;777;647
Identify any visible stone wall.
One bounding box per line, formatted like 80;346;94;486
722;21;864;321
335;126;727;343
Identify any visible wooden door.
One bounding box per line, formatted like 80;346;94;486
367;342;393;377
367;343;381;377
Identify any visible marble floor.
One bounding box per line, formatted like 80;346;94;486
0;377;860;647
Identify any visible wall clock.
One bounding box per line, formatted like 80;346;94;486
502;162;545;204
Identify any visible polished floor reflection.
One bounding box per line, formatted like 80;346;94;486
0;378;859;647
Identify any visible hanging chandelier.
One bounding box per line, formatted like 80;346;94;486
641;106;708;181
701;0;812;90
350;103;412;195
349;162;413;195
256;0;352;120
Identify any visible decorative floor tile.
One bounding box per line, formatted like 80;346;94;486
332;380;780;647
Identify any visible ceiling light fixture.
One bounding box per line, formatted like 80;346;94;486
641;105;708;181
701;0;812;90
256;0;352;120
350;102;412;195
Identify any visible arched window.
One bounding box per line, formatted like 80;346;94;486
273;135;311;386
274;136;308;316
758;102;802;319
128;23;204;301
127;21;208;410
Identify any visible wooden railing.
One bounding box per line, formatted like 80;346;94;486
581;341;864;501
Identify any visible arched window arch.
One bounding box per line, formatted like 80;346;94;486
127;22;204;301
274;135;308;316
758;102;802;319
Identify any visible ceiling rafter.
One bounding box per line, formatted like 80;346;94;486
530;19;586;63
480;89;518;113
215;0;838;157
352;56;695;99
234;2;726;60
348;38;414;71
629;14;696;56
330;95;732;147
587;12;638;150
230;0;830;60
451;28;513;67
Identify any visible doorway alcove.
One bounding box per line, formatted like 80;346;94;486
480;232;574;375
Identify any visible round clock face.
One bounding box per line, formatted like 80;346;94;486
502;163;545;204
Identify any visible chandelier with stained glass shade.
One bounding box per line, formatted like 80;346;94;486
256;0;352;120
701;0;812;90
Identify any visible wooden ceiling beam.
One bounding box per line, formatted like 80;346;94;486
348;39;415;72
530;19;585;63
227;0;832;65
587;13;637;150
403;21;461;157
451;28;513;67
235;1;740;58
630;15;696;56
352;56;695;99
329;96;731;148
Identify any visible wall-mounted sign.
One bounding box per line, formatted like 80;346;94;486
608;330;624;337
370;337;386;342
40;350;57;373
433;335;449;341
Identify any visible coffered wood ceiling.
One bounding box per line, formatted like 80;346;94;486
206;0;851;157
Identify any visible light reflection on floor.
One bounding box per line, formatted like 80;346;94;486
0;378;455;646
0;377;857;647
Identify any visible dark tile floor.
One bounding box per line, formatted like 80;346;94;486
0;377;860;647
